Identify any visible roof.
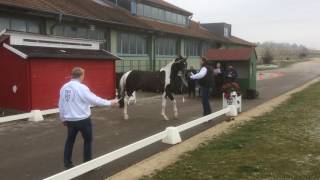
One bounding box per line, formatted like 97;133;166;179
0;0;150;29
138;17;225;41
227;36;256;47
0;1;254;46
205;48;255;61
141;0;193;16
10;45;121;60
0;0;224;41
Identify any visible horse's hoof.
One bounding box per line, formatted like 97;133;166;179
124;115;129;120
174;113;178;119
162;115;169;121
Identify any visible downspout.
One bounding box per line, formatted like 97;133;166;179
152;35;156;71
49;13;63;35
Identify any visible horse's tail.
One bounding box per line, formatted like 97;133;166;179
118;71;132;108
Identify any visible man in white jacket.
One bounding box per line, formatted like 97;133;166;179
59;67;117;169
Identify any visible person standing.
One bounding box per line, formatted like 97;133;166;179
213;63;223;96
190;57;214;116
225;65;238;82
187;66;197;98
59;67;118;169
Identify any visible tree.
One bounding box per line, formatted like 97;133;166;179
262;49;274;64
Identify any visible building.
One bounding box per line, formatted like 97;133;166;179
0;0;257;111
205;48;257;93
201;22;256;48
0;0;255;72
0;30;119;111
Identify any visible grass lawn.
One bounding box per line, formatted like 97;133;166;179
142;81;320;180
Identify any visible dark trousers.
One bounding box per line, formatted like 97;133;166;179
201;87;212;116
64;118;92;168
188;84;196;98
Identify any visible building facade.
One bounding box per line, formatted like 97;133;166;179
0;0;255;72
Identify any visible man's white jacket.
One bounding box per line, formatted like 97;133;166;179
59;79;111;121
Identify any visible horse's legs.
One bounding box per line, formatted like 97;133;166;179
166;91;178;119
124;94;129;120
128;91;137;105
172;99;178;119
161;93;169;121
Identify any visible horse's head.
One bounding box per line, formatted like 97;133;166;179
170;55;188;87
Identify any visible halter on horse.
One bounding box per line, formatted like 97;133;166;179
118;56;188;120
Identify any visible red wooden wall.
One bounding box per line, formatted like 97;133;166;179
0;46;31;111
30;59;116;110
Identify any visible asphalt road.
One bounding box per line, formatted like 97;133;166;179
0;59;319;180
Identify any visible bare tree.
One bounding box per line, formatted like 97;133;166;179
262;49;274;64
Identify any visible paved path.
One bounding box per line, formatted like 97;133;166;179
0;59;319;180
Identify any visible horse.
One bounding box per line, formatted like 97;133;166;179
118;56;188;120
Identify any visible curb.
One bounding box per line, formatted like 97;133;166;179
107;77;320;180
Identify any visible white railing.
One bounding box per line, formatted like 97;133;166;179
44;104;239;180
0;108;59;123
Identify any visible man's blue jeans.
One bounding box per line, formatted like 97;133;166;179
201;87;212;116
64;118;92;168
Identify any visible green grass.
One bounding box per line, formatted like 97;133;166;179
142;82;320;180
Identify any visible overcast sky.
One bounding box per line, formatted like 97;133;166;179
166;0;320;49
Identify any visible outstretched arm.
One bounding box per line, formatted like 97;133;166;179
190;67;207;80
79;86;113;106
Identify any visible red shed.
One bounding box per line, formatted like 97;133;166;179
0;30;120;112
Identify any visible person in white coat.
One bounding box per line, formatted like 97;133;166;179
59;67;117;169
190;57;214;116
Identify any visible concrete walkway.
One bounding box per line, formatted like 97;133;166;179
0;59;319;180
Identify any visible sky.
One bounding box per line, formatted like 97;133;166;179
166;0;320;49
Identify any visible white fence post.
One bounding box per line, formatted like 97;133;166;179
44;106;239;179
162;127;182;145
28;110;44;122
226;105;238;117
223;91;242;114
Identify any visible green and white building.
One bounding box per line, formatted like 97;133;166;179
0;0;255;73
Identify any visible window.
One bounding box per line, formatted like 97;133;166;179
151;7;158;19
88;29;104;40
0;17;10;31
11;19;27;32
201;42;210;56
52;24;105;40
182;17;187;25
144;5;152;18
156;38;177;56
27;21;40;33
64;26;78;38
172;13;178;24
129;35;136;54
224;27;229;37
0;17;40;33
137;3;144;16
185;39;200;56
158;9;165;21
177;15;183;25
136;3;187;26
166;11;172;23
77;27;88;38
131;0;137;15
52;25;64;36
117;32;147;55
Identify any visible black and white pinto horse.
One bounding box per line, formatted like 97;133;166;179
118;56;188;120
